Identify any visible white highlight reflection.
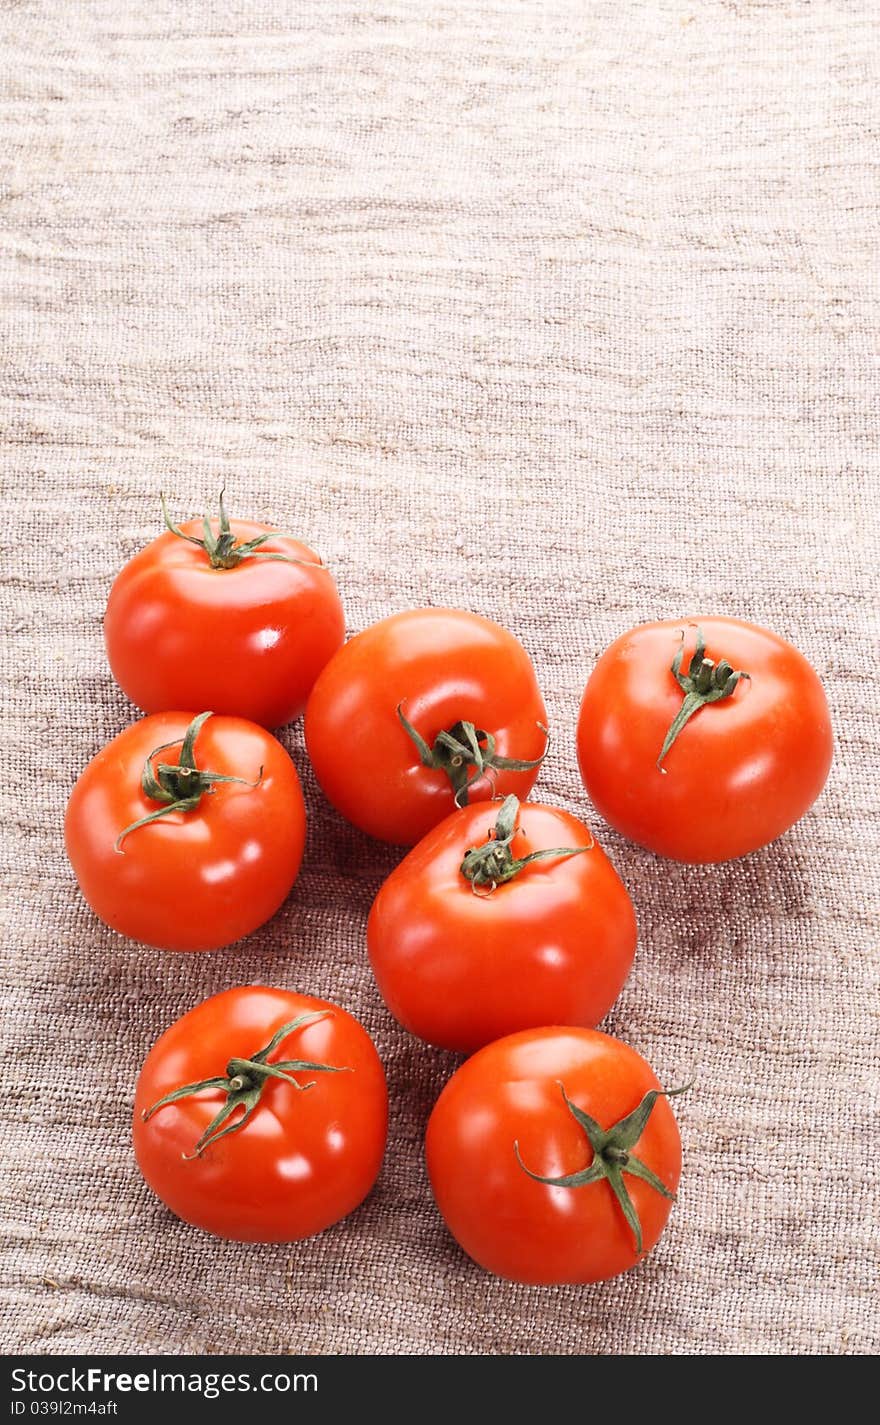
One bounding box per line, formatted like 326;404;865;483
277;1154;313;1182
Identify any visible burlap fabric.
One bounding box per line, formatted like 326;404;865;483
2;1;878;1357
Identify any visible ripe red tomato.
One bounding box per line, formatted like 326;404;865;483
577;618;833;863
133;988;388;1241
426;1028;685;1284
304;608;548;844
104;495;345;728
368;796;636;1052
65;711;305;951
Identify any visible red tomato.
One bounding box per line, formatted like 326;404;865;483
577;618;833;863
426;1028;685;1284
65;711;305;951
304;608;548;844
133;988;388;1241
368;796;636;1052
104;495;344;728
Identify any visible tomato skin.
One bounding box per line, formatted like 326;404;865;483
577;618;833;863
64;712;305;951
304;608;548;845
104;519;345;727
133;988;388;1242
426;1028;681;1284
367;802;636;1052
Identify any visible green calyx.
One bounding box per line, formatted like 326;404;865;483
397;705;547;806
657;625;750;772
460;794;588;893
161;490;325;571
515;1080;693;1256
141;1012;349;1159
115;711;262;852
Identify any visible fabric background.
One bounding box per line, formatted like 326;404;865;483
1;0;878;1357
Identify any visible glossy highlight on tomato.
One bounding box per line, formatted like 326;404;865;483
104;499;345;728
133;988;388;1241
426;1028;684;1284
65;711;305;951
577;617;833;863
368;797;636;1052
304;608;548;845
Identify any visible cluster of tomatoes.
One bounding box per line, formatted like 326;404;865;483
64;495;833;1285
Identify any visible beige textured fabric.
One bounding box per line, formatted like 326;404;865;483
2;0;878;1357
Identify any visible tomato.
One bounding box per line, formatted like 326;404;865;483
577;618;833;863
133;988;388;1241
104;494;345;728
65;711;305;951
304;608;548;845
367;796;636;1052
426;1028;686;1284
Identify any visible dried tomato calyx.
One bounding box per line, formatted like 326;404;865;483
515;1080;693;1256
115;711;262;852
161;490;325;571
397;705;548;806
459;795;587;893
657;625;750;772
140;1012;350;1160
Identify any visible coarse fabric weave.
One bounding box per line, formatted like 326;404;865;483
1;0;878;1357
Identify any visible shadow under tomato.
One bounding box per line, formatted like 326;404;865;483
607;828;814;973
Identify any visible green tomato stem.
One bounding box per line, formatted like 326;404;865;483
515;1080;693;1256
160;490;327;571
114;711;262;852
459;795;588;892
657;626;750;771
141;1012;350;1160
397;706;548;806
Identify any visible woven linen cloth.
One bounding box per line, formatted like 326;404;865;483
1;0;878;1357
